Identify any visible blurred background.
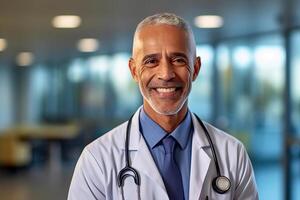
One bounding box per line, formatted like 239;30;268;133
0;0;300;199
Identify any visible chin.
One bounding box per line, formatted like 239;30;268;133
146;99;188;116
140;84;189;116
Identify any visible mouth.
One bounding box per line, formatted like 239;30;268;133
155;87;177;93
150;87;182;99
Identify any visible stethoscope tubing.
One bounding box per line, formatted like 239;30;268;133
193;114;221;177
117;115;140;187
117;112;231;194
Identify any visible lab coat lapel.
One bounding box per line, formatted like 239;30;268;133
189;114;212;200
132;137;167;191
128;109;167;194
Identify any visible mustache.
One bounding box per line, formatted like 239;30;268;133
148;80;183;88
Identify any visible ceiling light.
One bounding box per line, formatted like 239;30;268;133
194;15;224;28
52;15;81;28
77;38;99;52
0;38;7;51
16;52;34;66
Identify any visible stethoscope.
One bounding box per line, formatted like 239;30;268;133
117;113;231;196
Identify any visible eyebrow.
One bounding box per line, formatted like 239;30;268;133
142;53;161;63
142;52;188;63
169;52;189;60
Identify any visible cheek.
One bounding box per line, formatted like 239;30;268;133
177;67;192;82
137;67;147;84
184;64;193;74
139;68;155;85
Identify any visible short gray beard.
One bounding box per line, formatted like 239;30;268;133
139;84;189;116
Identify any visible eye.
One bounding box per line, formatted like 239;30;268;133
172;57;187;66
144;58;158;67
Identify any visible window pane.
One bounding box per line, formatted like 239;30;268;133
217;35;285;200
291;30;300;200
189;45;213;120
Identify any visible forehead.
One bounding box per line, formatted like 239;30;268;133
133;24;192;57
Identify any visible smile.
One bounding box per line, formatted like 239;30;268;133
156;87;176;93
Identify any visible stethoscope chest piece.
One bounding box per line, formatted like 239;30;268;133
212;176;231;194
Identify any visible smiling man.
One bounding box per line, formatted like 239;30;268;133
129;22;200;132
68;13;258;200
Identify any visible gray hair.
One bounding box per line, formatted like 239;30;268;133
135;13;192;34
133;13;196;56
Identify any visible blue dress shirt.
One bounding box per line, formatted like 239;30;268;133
139;108;194;200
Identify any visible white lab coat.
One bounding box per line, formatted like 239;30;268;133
68;108;258;200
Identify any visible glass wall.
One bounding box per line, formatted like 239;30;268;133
0;65;14;130
291;30;300;199
291;31;300;136
64;53;141;121
189;45;214;120
216;34;285;200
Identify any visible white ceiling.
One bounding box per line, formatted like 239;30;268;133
0;0;299;65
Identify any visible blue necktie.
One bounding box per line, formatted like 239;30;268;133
161;136;184;200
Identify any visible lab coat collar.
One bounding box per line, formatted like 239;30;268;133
122;108;211;150
120;107;142;151
190;113;210;148
189;113;212;200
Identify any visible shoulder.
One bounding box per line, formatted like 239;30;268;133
85;120;128;157
201;122;255;179
68;121;130;199
191;113;244;152
191;116;250;168
71;120;129;185
203;122;244;150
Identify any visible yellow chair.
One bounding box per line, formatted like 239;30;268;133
0;133;31;167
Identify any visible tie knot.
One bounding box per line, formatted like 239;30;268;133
162;136;177;154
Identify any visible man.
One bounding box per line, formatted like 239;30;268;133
68;13;258;200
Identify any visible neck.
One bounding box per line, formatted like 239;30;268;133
143;103;188;133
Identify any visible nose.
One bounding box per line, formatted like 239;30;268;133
157;58;175;81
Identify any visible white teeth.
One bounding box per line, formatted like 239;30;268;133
156;88;176;93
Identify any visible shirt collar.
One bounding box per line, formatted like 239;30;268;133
139;107;193;149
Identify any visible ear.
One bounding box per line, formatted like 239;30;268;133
128;58;139;82
192;56;201;81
